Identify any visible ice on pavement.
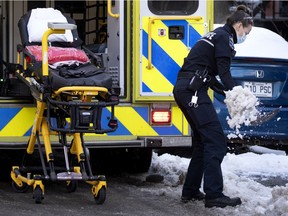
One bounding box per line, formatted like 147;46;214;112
148;151;288;215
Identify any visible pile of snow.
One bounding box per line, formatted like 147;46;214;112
149;153;189;186
234;26;288;59
214;24;288;60
249;145;286;156
224;86;260;135
149;151;288;215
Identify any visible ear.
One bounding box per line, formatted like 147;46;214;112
235;22;242;32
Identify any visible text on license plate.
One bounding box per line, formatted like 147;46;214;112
243;82;272;97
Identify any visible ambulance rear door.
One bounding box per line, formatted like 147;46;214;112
134;0;212;102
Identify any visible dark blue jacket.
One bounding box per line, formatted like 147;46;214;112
179;24;237;90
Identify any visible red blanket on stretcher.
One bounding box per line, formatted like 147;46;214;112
25;45;89;65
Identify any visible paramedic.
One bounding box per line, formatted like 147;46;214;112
173;5;253;208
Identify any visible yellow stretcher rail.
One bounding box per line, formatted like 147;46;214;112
11;12;118;205
54;86;108;95
41;22;77;76
147;16;203;70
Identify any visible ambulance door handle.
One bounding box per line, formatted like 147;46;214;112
108;0;119;19
147;16;202;70
169;26;184;40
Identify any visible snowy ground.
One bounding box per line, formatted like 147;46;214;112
145;83;288;215
135;24;288;216
142;78;288;215
148;151;288;216
135;22;288;216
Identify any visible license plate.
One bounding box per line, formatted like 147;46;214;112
242;82;273;97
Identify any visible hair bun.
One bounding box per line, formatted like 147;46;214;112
237;5;252;15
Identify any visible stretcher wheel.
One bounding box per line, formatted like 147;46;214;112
33;186;44;204
94;187;106;204
66;180;78;192
11;181;30;193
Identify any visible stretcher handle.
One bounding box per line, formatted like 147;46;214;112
41;22;77;77
54;86;108;96
47;96;119;107
48;22;77;30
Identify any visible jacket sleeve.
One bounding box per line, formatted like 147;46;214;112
216;57;235;91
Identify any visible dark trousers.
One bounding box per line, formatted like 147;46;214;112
173;78;227;199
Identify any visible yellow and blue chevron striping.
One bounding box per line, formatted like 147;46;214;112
141;17;204;94
0;105;186;138
142;57;173;93
0;107;36;136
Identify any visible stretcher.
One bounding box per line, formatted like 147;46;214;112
10;8;120;204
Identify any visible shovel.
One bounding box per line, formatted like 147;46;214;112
249;107;281;126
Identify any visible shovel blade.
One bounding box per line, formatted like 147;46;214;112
249;108;281;126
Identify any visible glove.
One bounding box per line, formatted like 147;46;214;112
209;76;226;96
211;84;226;96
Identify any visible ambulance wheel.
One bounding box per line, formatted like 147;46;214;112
66;180;78;192
94;187;106;205
125;148;152;173
11;181;30;193
33;186;44;204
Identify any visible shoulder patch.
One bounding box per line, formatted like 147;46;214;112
203;32;216;41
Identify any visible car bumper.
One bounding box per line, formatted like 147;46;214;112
214;100;288;145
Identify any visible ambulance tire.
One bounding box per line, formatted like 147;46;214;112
124;148;152;173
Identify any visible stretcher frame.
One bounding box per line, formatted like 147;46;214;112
10;22;119;204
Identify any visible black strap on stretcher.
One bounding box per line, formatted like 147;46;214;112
0;48;40;78
0;49;40;96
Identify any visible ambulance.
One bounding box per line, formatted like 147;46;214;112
0;0;214;172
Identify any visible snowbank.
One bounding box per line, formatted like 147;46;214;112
149;152;288;215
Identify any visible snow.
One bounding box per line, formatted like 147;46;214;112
223;86;276;139
145;24;288;215
224;86;260;130
214;24;288;60
249;145;286;156
234;26;288;59
147;82;288;215
149;150;288;215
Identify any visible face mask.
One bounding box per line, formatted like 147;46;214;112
237;33;246;44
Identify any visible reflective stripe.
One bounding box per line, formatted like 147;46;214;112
112;106;158;136
199;38;214;47
0;108;35;136
141;17;204;95
0;104;185;140
142;57;174;93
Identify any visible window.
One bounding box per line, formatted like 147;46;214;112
148;0;198;15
